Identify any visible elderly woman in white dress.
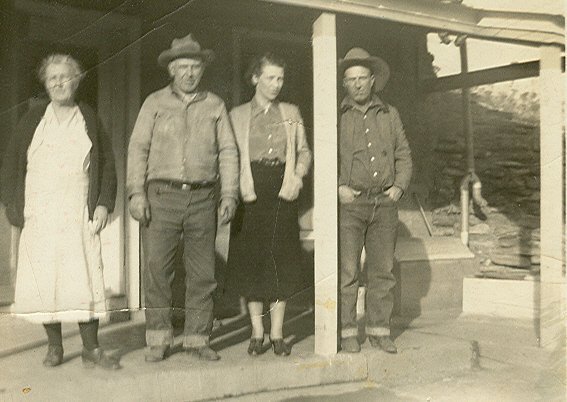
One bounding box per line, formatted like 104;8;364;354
0;54;119;369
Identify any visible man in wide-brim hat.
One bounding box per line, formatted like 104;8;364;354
338;47;390;92
157;33;215;67
127;33;239;363
337;47;412;354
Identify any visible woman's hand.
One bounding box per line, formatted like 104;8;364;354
92;206;109;234
290;174;303;198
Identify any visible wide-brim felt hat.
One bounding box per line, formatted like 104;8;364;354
158;33;215;67
339;47;390;91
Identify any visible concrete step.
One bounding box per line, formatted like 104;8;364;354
1;309;558;401
463;276;541;320
392;237;478;316
0;311;366;402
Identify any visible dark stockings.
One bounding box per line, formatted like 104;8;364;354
43;322;63;346
79;319;100;351
43;319;100;350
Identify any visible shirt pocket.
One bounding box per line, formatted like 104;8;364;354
192;113;219;158
154;110;185;138
151;109;186;152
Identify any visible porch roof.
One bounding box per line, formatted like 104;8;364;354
264;0;565;46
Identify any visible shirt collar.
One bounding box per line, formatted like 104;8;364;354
169;84;207;105
340;94;389;114
251;97;279;117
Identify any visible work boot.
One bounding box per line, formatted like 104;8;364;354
369;336;397;354
82;347;121;369
144;345;169;363
186;345;220;361
341;336;361;353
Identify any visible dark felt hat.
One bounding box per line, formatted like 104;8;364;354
158;33;215;67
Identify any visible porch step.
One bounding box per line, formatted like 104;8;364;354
462;276;539;320
393;237;478;316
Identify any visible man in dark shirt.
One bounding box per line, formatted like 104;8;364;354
127;34;239;362
338;48;412;353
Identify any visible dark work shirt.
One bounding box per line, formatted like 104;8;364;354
339;94;412;192
348;98;392;190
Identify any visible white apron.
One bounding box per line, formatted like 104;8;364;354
11;104;107;323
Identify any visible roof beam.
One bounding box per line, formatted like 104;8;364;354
420;58;566;93
264;0;564;46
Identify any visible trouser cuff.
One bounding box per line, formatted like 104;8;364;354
183;334;209;348
366;327;390;336
146;329;174;347
341;327;358;338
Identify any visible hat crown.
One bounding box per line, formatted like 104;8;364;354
343;47;372;61
170;34;201;53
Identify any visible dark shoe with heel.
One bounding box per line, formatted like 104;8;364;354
270;338;291;356
82;347;121;369
43;345;64;367
247;337;264;356
369;336;397;354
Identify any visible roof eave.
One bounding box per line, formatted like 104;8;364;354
264;0;565;46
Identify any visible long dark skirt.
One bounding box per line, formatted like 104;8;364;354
227;162;304;302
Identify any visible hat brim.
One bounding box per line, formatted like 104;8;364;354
338;56;390;92
158;47;215;67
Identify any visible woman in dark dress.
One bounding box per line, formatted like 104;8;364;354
228;53;311;356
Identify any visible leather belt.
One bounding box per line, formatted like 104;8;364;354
252;158;285;167
152;179;216;190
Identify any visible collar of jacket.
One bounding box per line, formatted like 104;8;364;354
168;84;207;104
251;97;280;117
340;94;389;114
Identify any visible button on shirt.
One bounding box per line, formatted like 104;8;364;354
127;85;239;201
248;99;287;162
350;101;391;191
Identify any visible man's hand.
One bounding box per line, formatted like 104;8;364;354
219;198;237;224
129;193;151;226
384;185;403;202
338;185;361;204
92;206;109;234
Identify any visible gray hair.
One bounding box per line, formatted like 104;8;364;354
37;54;84;84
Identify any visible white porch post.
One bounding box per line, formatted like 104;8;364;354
312;12;338;356
126;26;142;313
538;45;565;349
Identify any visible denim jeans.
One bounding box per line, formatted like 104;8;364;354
143;181;217;348
339;193;398;338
